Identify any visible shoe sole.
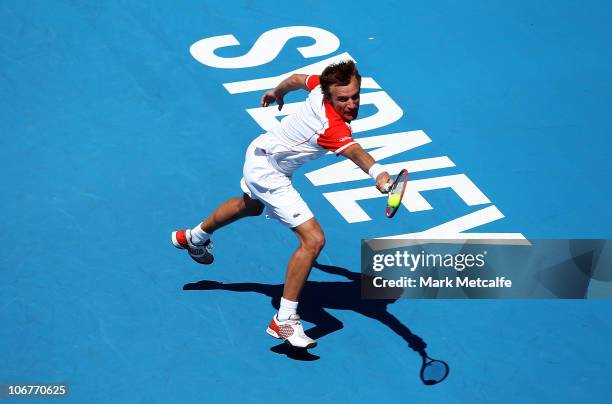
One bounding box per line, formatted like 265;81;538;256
266;327;317;349
266;327;281;339
190;254;214;265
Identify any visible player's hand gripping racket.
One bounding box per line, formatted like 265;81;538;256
385;169;408;218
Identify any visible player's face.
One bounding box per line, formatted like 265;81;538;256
329;76;360;122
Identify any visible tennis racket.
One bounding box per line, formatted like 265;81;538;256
385;168;408;218
419;353;449;385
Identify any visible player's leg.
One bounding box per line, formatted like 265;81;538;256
173;139;267;264
283;218;325;301
199;193;264;234
240;151;321;347
172;193;263;264
266;218;324;349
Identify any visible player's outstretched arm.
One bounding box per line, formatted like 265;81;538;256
342;144;391;193
261;74;309;110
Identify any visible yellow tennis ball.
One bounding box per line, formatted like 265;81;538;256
388;193;401;208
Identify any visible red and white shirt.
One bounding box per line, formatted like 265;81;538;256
251;75;357;176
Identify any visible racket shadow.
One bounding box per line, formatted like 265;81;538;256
183;262;449;384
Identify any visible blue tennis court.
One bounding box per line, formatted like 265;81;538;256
2;0;611;402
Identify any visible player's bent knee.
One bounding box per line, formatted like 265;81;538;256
316;233;326;251
242;194;264;216
248;202;264;216
304;232;325;254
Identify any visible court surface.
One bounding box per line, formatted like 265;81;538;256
2;1;612;402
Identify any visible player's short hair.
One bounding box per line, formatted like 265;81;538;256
320;60;361;100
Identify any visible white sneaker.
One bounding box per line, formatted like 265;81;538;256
266;314;317;349
171;229;214;265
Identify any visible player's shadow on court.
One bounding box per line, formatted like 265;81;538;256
184;262;435;365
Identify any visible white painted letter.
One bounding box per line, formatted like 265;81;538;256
224;52;380;94
190;26;340;69
322;173;490;223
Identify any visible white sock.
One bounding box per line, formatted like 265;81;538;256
277;297;298;321
190;225;210;245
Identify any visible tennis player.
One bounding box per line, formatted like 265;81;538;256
172;60;391;348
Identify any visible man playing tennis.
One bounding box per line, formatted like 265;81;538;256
172;60;391;349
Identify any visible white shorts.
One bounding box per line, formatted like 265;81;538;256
240;142;314;228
